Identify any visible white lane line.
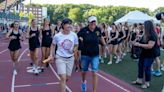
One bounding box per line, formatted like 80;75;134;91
49;64;72;92
11;74;16;92
0;49;8;54
15;84;31;88
11;48;28;92
88;68;130;92
96;73;130;92
14;82;60;88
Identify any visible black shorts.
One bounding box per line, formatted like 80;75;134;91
155;47;160;57
41;37;52;48
8;41;21;51
29;44;40;51
109;40;118;45
29;39;40;51
8;46;21;51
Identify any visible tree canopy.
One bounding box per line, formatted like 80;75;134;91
26;4;162;24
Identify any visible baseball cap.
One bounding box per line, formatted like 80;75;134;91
88;16;97;23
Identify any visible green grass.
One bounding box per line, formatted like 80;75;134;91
100;51;164;92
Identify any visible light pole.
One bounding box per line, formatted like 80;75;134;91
4;0;8;25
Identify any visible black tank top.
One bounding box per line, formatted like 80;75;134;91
10;30;20;41
8;30;21;50
42;29;52;38
131;31;137;41
118;31;123;38
110;31;116;38
101;30;106;37
29;27;39;39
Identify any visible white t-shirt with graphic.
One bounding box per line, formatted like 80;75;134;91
53;31;78;57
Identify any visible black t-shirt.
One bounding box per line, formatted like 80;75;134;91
140;35;158;58
77;26;101;56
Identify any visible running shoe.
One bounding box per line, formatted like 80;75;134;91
81;81;87;92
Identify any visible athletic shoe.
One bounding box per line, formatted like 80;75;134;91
101;59;104;63
107;61;112;65
151;70;155;75
123;53;126;56
162;86;164;92
115;58;121;64
34;68;40;75
154;70;162;77
40;67;45;72
27;66;41;74
75;67;79;72
81;81;87;92
114;56;117;59
46;63;49;68
161;66;164;71
13;69;17;75
141;83;150;89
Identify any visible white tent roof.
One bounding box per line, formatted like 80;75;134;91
115;10;159;24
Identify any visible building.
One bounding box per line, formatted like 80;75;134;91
10;5;47;24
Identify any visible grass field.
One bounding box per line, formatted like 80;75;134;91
100;51;164;92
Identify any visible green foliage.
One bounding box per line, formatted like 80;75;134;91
154;7;164;16
27;4;163;24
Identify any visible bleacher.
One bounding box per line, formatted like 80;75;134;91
0;0;24;11
0;0;28;22
0;12;28;21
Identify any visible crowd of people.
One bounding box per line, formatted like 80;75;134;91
5;13;164;92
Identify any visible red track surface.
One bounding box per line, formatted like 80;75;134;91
0;37;143;92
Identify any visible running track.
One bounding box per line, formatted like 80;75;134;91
0;36;142;92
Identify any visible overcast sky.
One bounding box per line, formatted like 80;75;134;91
23;0;164;11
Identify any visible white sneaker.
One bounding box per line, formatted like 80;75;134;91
13;69;17;75
123;53;126;56
107;61;112;65
115;61;120;64
34;68;39;74
115;58;121;64
101;59;104;63
115;60;120;64
26;66;34;69
27;67;41;74
161;66;164;71
27;68;35;73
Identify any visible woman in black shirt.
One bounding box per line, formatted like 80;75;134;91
40;18;54;71
107;23;119;65
132;20;158;88
26;19;41;75
6;21;24;75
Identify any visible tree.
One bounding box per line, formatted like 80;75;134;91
29;4;153;24
68;8;82;23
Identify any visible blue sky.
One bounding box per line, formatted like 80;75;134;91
23;0;164;11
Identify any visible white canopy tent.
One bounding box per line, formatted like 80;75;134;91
115;10;160;24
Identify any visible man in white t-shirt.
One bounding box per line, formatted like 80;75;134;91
49;18;78;92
